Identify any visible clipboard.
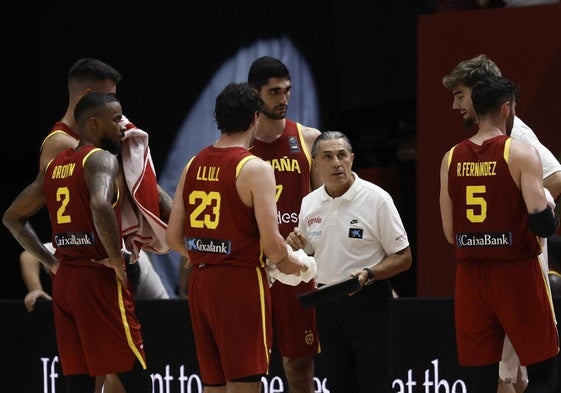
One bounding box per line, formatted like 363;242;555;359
297;276;361;308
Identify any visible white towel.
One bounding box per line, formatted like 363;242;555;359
119;116;170;261
266;245;317;286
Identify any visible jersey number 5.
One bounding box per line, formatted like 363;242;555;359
466;185;487;223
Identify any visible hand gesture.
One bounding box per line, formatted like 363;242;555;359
24;289;52;312
92;254;128;286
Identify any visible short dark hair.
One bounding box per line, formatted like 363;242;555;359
247;56;290;91
214;83;263;134
68;57;122;85
74;92;121;128
471;77;519;117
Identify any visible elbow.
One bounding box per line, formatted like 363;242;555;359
403;255;413;272
2;209;19;234
403;256;413;272
397;247;413;273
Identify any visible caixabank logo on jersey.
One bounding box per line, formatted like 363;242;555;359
455;232;512;247
186;237;231;254
54;232;95;246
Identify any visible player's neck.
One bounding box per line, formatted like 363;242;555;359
214;133;251;150
254;117;286;143
60;111;78;132
470;125;504;145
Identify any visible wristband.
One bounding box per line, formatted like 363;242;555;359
363;267;374;286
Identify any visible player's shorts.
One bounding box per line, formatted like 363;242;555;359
188;264;272;384
270;279;320;358
455;257;559;367
52;261;146;376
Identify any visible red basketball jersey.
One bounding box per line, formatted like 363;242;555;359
250;119;312;237
183;145;265;268
447;135;541;261
44;145;121;262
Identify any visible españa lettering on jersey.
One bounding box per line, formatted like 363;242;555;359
265;155;302;174
250;119;311;237
456;161;497;177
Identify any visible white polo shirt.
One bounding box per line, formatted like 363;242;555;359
511;116;561;179
298;172;409;284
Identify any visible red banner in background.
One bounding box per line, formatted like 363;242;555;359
416;3;561;297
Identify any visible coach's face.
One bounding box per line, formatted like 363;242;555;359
313;138;355;198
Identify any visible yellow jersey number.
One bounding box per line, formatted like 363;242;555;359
189;190;221;229
275;184;283;203
56;187;71;224
466;185;486;223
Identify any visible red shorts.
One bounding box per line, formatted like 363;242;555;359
455;257;559;366
270;279;319;358
52;261;146;376
188;264;272;384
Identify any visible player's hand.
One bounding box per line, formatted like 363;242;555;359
92;254;128;285
275;249;308;276
286;227;307;250
24;289;52;312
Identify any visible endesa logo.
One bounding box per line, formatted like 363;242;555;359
278;211;298;224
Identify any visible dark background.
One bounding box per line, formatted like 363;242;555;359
13;297;561;392
5;0;558;299
2;0;436;299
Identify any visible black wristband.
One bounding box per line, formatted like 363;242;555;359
528;205;558;238
363;267;374;286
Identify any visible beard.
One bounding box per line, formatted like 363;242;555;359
100;136;122;155
463;116;476;129
262;105;287;121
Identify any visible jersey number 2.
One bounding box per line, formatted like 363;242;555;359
56;187;71;224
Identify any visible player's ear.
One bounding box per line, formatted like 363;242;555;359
501;100;511;118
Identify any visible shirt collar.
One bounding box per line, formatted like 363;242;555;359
319;171;361;202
